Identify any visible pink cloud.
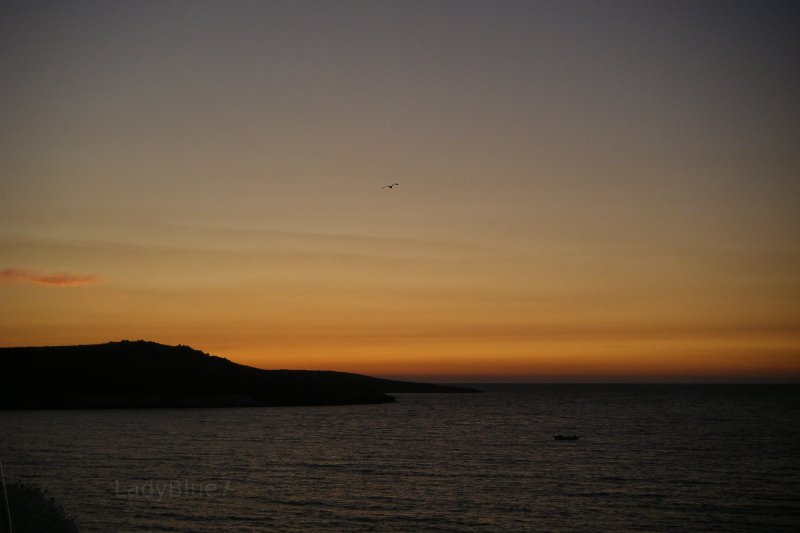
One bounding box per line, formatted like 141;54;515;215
0;268;100;287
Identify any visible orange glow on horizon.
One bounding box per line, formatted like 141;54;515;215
2;2;799;383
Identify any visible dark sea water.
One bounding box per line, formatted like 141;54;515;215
1;385;799;532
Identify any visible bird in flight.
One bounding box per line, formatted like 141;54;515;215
382;183;399;189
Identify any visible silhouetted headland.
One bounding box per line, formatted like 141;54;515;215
0;341;479;409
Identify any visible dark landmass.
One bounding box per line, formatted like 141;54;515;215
1;482;79;533
0;341;479;409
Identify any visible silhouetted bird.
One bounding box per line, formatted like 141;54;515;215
381;183;399;189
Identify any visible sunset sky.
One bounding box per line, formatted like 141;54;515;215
2;1;798;381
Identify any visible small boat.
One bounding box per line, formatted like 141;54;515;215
554;434;579;441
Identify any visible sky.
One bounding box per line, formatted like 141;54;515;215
1;0;799;381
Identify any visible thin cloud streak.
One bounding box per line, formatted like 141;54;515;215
0;268;100;287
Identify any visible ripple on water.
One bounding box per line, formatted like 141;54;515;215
1;385;799;532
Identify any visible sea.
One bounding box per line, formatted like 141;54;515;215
1;384;799;532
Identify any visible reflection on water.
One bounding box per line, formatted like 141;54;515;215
2;385;799;532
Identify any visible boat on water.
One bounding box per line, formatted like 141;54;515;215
553;434;579;441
